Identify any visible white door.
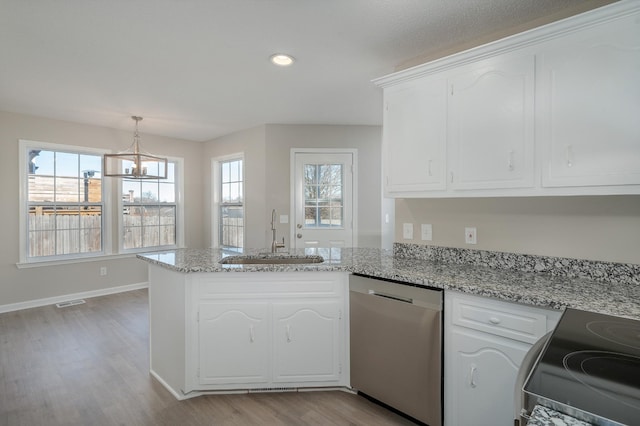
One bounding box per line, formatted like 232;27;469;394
292;152;354;252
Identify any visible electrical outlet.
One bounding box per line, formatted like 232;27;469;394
402;223;414;240
421;224;433;241
100;266;107;276
465;227;477;245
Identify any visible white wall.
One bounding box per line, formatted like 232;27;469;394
395;196;640;264
0;111;205;307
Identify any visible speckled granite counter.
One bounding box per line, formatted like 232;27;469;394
527;405;592;426
137;246;640;320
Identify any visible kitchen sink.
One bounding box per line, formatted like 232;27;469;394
219;254;324;265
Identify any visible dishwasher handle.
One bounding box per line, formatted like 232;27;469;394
368;290;413;304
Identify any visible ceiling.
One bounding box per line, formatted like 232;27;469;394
0;0;609;142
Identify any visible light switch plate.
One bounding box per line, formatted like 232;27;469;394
465;227;477;244
421;224;433;241
279;215;288;224
403;223;414;240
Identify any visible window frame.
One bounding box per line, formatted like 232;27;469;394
18;139;113;264
211;154;244;251
117;156;185;254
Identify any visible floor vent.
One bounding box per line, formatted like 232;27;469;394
55;299;86;308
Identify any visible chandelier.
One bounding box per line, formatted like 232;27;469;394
103;116;168;179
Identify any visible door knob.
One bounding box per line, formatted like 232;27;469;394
297;233;302;239
297;224;302;229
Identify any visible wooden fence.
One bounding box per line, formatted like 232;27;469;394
28;213;176;257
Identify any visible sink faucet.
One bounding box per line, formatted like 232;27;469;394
271;209;286;253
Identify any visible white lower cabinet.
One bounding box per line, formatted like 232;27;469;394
147;266;349;398
197;300;342;388
447;326;530;426
187;271;348;394
272;301;342;383
444;291;561;426
198;302;270;386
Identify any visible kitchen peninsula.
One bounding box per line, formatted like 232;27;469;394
138;246;639;403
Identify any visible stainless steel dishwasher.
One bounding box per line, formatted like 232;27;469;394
350;274;443;426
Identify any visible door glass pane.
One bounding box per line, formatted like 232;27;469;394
304;165;317;184
303;163;343;228
305;206;317;226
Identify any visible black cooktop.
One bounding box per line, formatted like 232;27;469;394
524;308;640;425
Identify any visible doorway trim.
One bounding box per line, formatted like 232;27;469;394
290;148;358;250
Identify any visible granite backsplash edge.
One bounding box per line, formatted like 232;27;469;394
393;243;639;286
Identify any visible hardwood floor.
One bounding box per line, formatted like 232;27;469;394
0;289;416;426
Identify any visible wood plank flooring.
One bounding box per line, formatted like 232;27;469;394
0;289;416;426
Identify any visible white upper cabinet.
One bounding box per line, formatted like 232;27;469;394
448;54;534;190
383;76;447;194
374;0;640;197
538;12;640;188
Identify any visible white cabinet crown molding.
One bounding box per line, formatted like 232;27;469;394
373;0;640;88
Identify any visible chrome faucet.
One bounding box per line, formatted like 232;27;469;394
271;209;286;253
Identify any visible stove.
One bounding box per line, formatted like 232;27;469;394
524;308;640;425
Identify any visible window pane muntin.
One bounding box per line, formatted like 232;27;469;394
159;225;176;246
166;163;175;182
159;183;175;203
143;226;160;247
55;151;79;178
141;181;159;202
123;226;142;250
30;149;54;175
122;179;140;203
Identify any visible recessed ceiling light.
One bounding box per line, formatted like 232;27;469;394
270;53;295;66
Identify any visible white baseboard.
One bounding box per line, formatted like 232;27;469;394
0;282;149;314
150;369;190;400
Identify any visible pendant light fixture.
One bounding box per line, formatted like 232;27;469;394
103;116;168;179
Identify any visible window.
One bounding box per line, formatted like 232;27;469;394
217;158;243;251
20;140;107;262
121;161;179;251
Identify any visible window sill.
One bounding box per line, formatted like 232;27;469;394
16;253;140;269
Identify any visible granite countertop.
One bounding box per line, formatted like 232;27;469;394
137;246;640;320
526;405;592;426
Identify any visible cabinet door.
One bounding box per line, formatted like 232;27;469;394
447;327;529;426
383;76;447;194
272;301;342;383
198;302;270;385
449;54;535;190
539;14;640;187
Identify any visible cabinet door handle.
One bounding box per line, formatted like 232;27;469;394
470;365;478;388
427;159;433;177
249;324;255;343
489;316;501;325
508;150;514;171
286;324;292;342
566;145;573;168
